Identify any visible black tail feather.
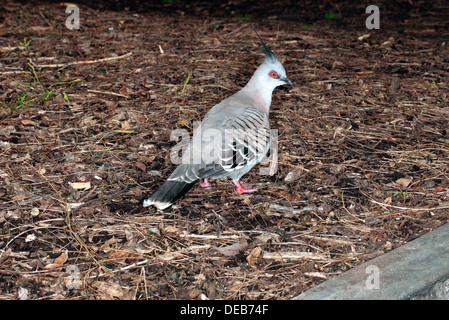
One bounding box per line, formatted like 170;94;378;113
143;179;198;210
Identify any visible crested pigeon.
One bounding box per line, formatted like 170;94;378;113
143;35;293;210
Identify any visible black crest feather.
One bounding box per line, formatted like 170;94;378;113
256;32;277;63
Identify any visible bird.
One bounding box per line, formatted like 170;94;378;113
143;34;293;210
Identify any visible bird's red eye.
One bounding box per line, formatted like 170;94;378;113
268;70;279;79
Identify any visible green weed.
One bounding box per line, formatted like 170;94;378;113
1;90;54;111
325;11;342;20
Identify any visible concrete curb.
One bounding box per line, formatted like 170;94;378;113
293;223;449;300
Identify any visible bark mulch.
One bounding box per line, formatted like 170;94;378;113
0;0;448;299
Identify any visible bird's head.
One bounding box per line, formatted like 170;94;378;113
239;34;293;114
253;33;293;91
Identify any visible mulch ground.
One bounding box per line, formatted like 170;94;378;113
0;0;448;300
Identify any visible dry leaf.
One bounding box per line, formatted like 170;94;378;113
69;181;91;190
158;251;184;261
54;251;68;266
17;287;29;300
129;186;143;197
25;233;36;243
203;202;216;209
254;232;281;244
246;247;262;266
93;281;125;299
124;229;134;242
205;281;216;299
135;161;146;171
187;288;202;299
383;197;392;205
102;236;121;248
356;70;373;75
119;86;131;96
433;186;446;193
395;176;413;188
389;77;400;94
108;250;136;260
163;225;182;236
177;117;190;127
278;191;301;201
216;243;248;257
21;119;37;126
284;167;304;183
30;207;40;217
60;2;78;7
121;120;131;130
43;263;60;270
358;33;371;41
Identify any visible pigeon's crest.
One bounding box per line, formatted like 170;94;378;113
256;33;278;63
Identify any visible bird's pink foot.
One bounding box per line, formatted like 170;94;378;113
200;178;212;188
232;179;258;193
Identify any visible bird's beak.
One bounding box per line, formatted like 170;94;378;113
282;77;293;86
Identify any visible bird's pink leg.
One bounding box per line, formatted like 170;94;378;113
199;178;212;187
232;179;258;193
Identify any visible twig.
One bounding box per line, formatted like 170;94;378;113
301;233;355;245
87;89;129;99
262;251;328;261
0;46;25;51
32;52;133;69
370;199;449;211
38;10;54;29
0;70;31;76
90;259;150;279
269;203;323;215
179;233;241;240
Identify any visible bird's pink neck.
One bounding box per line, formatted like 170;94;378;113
241;86;272;115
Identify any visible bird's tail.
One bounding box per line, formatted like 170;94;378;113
143;179;198;210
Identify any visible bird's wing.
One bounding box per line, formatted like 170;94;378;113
170;105;270;182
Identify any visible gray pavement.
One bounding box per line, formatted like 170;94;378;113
294;222;449;300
